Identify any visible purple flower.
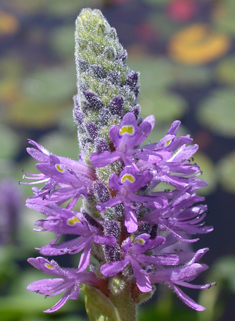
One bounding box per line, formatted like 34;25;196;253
96;165;166;233
23;9;214;315
149;248;215;311
22;140;95;209
143;188;213;242
26;203;116;271
136;121;205;191
100;233;179;292
90;112;155;167
27;257;100;313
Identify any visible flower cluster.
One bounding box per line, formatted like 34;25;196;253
22;8;214;317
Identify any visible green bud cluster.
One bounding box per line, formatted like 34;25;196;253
74;8;141;171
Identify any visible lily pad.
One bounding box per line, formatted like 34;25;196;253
139;90;187;123
38;131;80;159
217;151;235;194
0;124;21;159
128;57;174;91
169;24;231;64
46;0;102;16
198;255;235;321
21;64;76;103
7;97;70;129
144;0;169;5
20;207;55;251
213;0;235;36
171;63;211;87
215;56;235;86
145;123;188;145
193;152;217;196
0;9;19;36
197;88;235;138
148;11;182;38
51;25;76;58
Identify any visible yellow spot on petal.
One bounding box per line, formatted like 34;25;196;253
133;238;145;245
55;164;65;173
165;140;172;147
119;125;134;136
45;263;54;270
67;216;81;226
121;174;135;184
169;24;231;64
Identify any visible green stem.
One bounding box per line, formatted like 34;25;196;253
109;282;137;321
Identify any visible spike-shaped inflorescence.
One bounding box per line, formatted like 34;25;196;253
22;8;214;321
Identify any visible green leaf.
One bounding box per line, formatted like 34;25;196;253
139;90;187;123
213;0;235;35
38;132;79;159
21;64;76;103
193;152;217;196
198;256;235;321
171;63;211;87
217;151;235;194
197;88;235;138
0;124;21;159
144;0;169;5
144;123;188;145
83;285;121;321
128;57;174;91
51;25;76;58
215;56;235;86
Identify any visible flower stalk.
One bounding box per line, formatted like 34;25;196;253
21;8;215;321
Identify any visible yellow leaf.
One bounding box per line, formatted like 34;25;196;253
169;24;231;64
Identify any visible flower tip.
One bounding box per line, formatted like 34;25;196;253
27;257;34;264
196;305;206;312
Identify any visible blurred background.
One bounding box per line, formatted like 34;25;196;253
0;0;235;320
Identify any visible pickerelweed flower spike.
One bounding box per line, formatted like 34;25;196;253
22;8;215;321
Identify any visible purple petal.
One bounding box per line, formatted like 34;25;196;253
130;257;152;293
90;151;120;167
78;240;92;271
27;278;64;295
168;283;206;311
44;288;72;313
124;207;138;233
100;258;129;277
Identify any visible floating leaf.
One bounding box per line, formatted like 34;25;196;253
128;57;174;91
0;10;19;36
213;0;235;36
21;64;76;103
51;25;76;58
0;124;21;159
145;123;188;145
38;132;80;159
169;24;231;64
148;11;182;39
197;88;235;138
83;285;121;321
193;152;217;196
7;97;69;129
217;151;235;194
0;58;22;107
144;0;169;5
215;56;235;86
198;256;235;321
46;0;102;16
139;90;187;123
171;63;211;87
